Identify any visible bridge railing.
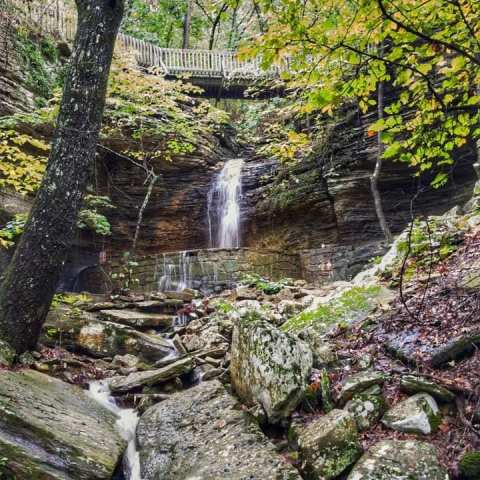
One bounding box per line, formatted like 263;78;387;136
6;0;283;81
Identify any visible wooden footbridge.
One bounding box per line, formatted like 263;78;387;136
7;0;285;98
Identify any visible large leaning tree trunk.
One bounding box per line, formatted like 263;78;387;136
0;0;124;355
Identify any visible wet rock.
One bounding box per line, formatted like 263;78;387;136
41;307;175;362
134;300;166;311
201;367;223;381
230;313;312;423
112;353;141;369
339;370;386;403
100;309;174;329
400;375;455;403
84;301;116;311
344;386;385;431
108;356;194;393
347;440;448;479
164;290;194;302
136;380;301;480
293;409;361;480
382;393;441;435
0;369;125;479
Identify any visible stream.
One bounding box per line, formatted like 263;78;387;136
89;381;142;480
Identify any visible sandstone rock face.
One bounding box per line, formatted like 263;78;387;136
136;380;301;480
41;307;175;362
347;440;448;480
294;409;361;480
382;393;440;435
230;314;313;423
0;369;125;479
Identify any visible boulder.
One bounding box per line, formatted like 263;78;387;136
41;307;175;362
339;370;386;403
0;369;125;479
136;380;301;480
382;393;441;435
400;375;455;403
347;440;448;479
108;356;194;393
293;409;361;480
230;313;313;423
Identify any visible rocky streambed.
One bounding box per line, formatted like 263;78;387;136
2;206;480;479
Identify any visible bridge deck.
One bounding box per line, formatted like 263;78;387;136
7;0;285;97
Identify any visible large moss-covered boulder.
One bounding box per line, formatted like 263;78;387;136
230;313;313;423
136;380;301;480
382;393;441;435
41;306;175;362
0;369;125;479
293;409;361;480
347;440;448;479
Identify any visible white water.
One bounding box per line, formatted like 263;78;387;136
158;251;192;292
88;381;142;480
207;159;244;248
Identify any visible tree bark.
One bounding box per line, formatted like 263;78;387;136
0;0;124;354
182;0;193;49
370;73;393;244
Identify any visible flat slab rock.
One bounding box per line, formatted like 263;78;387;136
100;309;174;328
347;440;448;479
0;369;125;479
136;380;301;480
108;356;194;393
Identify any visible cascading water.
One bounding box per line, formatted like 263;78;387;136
207;159;244;248
158;251;192;292
88;381;142;480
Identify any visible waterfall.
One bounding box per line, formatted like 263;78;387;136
158;251;192;292
88;381;141;480
207;159;244;249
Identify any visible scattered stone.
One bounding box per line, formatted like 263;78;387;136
41;307;175;362
382;393;441;435
84;301;116;311
112;353;141;369
108;356;194;393
299;329;337;368
345;387;385;431
230;314;312;423
136;380;301;480
400;375;456;403
100;309;174;329
0;369;125;479
339;370;386;403
202;368;223;381
293;409;361;480
134;393;170;414
172;334;187;354
347;440;448;479
235;286;260;300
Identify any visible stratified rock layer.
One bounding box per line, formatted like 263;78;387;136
0;369;125;479
230;314;312;423
136;380;301;480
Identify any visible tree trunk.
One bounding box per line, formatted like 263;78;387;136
0;0;124;354
182;0;193;49
370;75;393;244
